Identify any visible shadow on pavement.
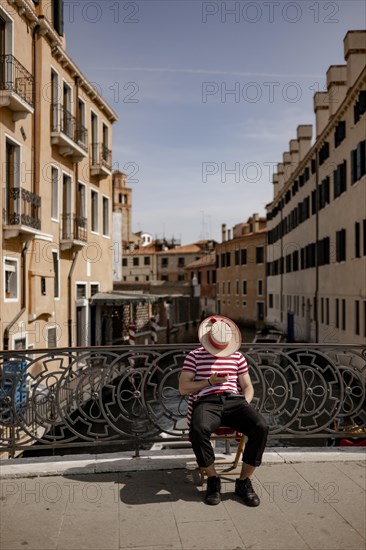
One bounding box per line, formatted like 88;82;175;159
62;466;205;504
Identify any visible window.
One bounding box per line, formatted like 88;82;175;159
335;298;339;329
319;142;329;165
334;120;346;148
333;161;347;199
90;284;99;296
161;257;168;268
241;249;247;265
336;229;346;262
236;280;239;295
269;293;273;308
102;123;109;163
102;196;109;236
133;257;139;266
258;279;263;295
235;250;239;265
226;252;231;267
51;70;59;129
144;256;150;266
354;90;366;124
321;298;324;324
76;284;86;299
41;277;46;296
91;190;98;232
355;300;360;335
256;247;264;264
47;327;58;348
52;251;59;298
52;0;64;36
242;280;247;295
4;258;18;300
77;99;86;145
351;140;366;184
222;281;225;294
342;299;346;331
5;139;20;225
178;257;185;267
122;258;127;267
326;298;329;325
355;222;361;258
51;167;59;220
91;112;98;164
207;270;210;284
78;182;86;225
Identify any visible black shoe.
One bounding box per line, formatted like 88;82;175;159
204;476;221;505
235;478;260;507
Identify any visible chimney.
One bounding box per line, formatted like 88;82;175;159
289;139;299;169
297;125;312;160
277;163;285;193
252;213;260;233
283;151;292;182
326;65;348;118
314;92;330;138
344;30;366;89
227;228;231;240
273;172;279;200
221;223;227;242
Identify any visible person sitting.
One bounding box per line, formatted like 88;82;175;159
179;315;268;506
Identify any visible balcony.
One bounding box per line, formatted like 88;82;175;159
50;104;88;162
90;142;113;178
2;187;41;239
60;213;88;250
0;54;34;120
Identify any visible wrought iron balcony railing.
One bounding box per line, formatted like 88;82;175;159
61;213;87;243
90;142;113;172
0;54;34;108
51;103;88;152
2;187;41;231
0;343;365;457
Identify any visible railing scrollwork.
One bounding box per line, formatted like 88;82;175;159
0;344;365;456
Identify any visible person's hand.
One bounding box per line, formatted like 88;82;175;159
209;372;229;385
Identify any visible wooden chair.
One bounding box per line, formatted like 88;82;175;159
197;427;246;485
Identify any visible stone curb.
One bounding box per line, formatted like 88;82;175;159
0;447;365;479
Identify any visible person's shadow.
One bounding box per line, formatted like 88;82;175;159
62;462;205;504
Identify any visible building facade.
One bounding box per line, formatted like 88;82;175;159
185;252;216;316
266;30;366;344
216;214;267;327
1;0;117;350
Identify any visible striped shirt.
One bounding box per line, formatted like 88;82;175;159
182;347;248;429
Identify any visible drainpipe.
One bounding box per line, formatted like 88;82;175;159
67;251;79;347
315;149;319;342
32;24;40;197
3;241;30;350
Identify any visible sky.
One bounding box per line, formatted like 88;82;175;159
64;0;366;245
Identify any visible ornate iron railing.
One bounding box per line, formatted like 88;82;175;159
0;344;365;457
61;213;87;243
0;54;34;107
51;103;88;151
90;142;112;171
3;187;42;230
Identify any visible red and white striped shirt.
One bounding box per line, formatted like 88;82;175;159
182;347;248;429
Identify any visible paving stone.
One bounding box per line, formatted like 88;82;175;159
177;519;244;550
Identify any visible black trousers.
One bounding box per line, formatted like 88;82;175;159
189;393;268;468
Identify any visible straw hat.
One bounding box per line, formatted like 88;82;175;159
198;315;242;357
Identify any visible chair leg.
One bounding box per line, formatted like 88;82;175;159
233;435;246;468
